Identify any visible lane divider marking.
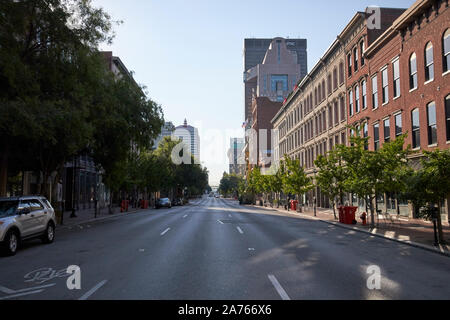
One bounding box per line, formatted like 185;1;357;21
78;280;108;300
268;275;291;300
161;228;171;236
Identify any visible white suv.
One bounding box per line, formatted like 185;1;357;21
0;196;56;256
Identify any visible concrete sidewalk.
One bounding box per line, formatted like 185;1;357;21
252;203;450;256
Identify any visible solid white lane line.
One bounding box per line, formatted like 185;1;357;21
78;280;108;300
0;290;44;300
161;228;171;236
218;220;224;225
237;226;244;234
0;283;56;294
268;275;291;301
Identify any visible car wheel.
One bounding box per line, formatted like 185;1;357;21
42;222;55;244
3;230;19;256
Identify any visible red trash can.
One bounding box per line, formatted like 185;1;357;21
344;206;358;224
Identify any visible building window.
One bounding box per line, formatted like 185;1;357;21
355;85;360;113
328;105;333;129
444;29;450;73
271;75;288;92
409;53;418;90
360;40;365;66
374;124;380;151
446;95;450;141
393;58;400;98
361;80;367;109
395;113;403;137
348;54;352;77
353;47;358;72
382;67;389;104
427;101;437;145
322;79;326;100
341;132;346;145
339;62;344;84
340;96;345;121
334;101;339;125
333;68;338;90
412;108;420;149
349;90;354;116
425;42;434;82
328;74;332;95
384;118;390;143
315;88;318;106
363;122;369;150
372;75;378;109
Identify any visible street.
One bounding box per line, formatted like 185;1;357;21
1;197;450;300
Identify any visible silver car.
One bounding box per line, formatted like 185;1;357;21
0;196;56;256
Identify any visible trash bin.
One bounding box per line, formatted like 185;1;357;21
344;206;358;225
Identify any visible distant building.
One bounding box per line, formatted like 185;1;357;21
228;138;245;175
173;119;200;163
243;37;307;125
153;121;175;150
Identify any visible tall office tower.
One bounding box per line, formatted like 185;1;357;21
173;119;200;163
243;38;307;126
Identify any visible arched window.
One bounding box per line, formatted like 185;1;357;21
409;53;418;90
339;62;344;85
322;79;326;100
443;29;450;73
333;67;338;90
425;42;434;81
411;108;420;149
328;73;332;95
315;87;318;106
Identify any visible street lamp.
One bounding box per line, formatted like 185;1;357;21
313;168;317;217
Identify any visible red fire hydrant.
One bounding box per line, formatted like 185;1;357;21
360;212;367;225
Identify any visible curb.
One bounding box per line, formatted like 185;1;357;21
56;208;146;230
248;204;450;258
319;219;450;258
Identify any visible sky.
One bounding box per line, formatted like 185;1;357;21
91;0;415;186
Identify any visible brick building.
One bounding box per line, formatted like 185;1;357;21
346;0;450;220
251;97;282;169
272;38;348;207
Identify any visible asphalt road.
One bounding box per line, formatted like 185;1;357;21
1;196;450;300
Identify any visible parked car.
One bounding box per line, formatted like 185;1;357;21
155;198;172;209
0;196;56;256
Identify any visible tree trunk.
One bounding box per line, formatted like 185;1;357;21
332;200;337;220
369;196;375;228
0;145;8;197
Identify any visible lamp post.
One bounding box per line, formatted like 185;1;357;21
70;156;77;218
313;168;317;217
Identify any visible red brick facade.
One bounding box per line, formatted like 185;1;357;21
252;97;282;167
348;1;450;154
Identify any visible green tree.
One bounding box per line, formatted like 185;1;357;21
404;149;450;243
341;131;409;227
0;0;164;200
315;146;348;219
282;157;313;205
